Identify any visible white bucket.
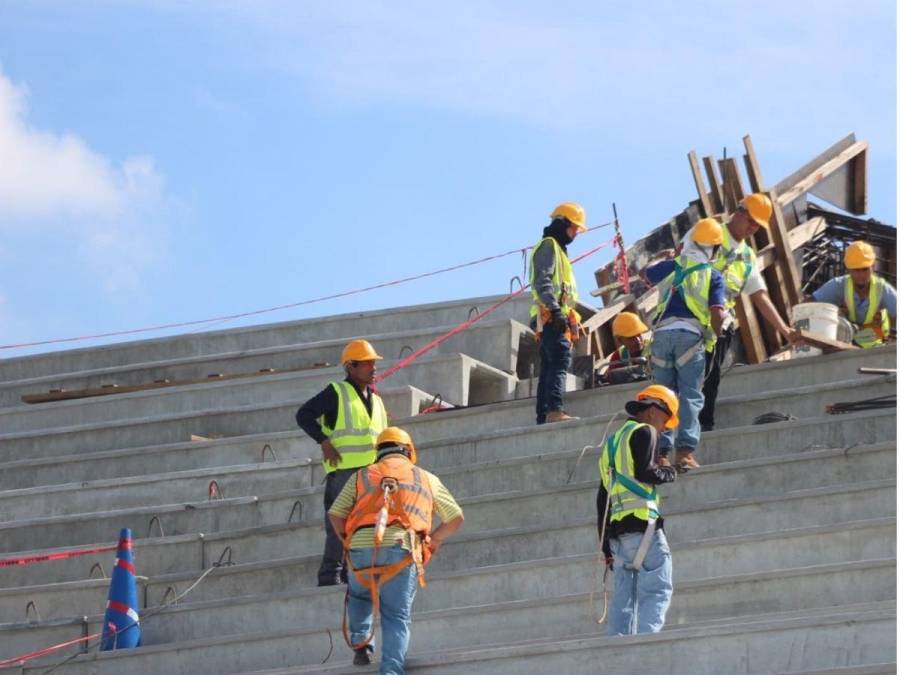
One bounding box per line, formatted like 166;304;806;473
791;302;840;358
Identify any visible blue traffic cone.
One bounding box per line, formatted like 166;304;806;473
100;528;142;650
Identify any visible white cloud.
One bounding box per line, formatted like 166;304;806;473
0;68;175;291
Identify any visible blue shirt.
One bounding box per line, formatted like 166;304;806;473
813;275;897;323
646;260;726;322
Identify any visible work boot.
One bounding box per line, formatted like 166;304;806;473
658;454;672;468
353;648;373;666
675;449;700;473
545;410;579;423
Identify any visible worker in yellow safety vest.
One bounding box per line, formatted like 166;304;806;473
598;384;678;635
296;339;389;586
529;202;588;424
602;312;652;385
811;240;896;348
697;194;800;432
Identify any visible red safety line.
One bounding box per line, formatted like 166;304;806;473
0;631;102;668
375;237;615;385
0;223;613;351
0;545;117;568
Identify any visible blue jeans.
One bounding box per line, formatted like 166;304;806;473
650;329;706;453
348;546;418;675
608;529;673;635
535;322;573;423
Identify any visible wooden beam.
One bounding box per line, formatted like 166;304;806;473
852;145;867;214
774;141;868;208
767;195;803;307
798;329;859;353
688;151;713;217
734;294;767;364
579;293;636;333
742;135;765;193
757;217;827;269
703;156;725;215
772;133;856;197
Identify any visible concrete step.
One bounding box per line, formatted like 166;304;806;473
3;514;892;629
1;374;892;491
0;293;538;381
0;352;517;435
0;319;533;408
0;438;892;558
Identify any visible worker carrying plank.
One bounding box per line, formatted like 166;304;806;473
597;385;679;635
329;426;464;673
296;339;388;586
694;194;800;432
529;202;588;424
810;240;896;348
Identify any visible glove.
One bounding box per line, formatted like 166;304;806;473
549;310;569;333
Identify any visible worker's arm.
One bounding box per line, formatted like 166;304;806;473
328;514;347;540
710;306;726;337
429;514;464;554
596;483;612;561
327;475;359;546
709;270;727;337
428;476;464;554
531;239;560;312
750;289;800;343
631;426;677;485
296;384;343;467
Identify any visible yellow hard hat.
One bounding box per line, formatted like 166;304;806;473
844;241;876;269
740;193;772;229
376;426;417;464
612;312;649;338
550;202;588;232
632;384;679;430
691;218;723;246
341;339;383;365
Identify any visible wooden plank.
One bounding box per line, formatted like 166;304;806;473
774;141;868;208
767;196;803;306
772;133;856;197
688;151;713;217
703;156;725;214
798;329;860;353
742;135;766;193
757;217;827;269
734;294;766;364
852;146;867;214
579;294;636;333
717;159;738;212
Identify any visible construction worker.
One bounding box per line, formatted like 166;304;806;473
296;339;389;586
811;240;896;348
698;194;800;432
597;384;679;635
602;312;651;385
644;218;726;471
530;202;587;424
329;427;464;673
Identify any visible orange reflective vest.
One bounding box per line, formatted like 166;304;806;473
345;455;435;539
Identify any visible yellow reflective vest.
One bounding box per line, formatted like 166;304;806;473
599;420;660;523
654;255;716;351
320;381;388;474
529;237;580;322
844;275;891;348
712;226;755;309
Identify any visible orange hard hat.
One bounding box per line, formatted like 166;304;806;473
844;241;876;269
612;312;649;338
632;384;679;430
692;218;723;246
341;339;383;365
550;202;588;232
376;426;417;464
740;193;772;229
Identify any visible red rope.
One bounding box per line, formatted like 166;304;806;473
0;632;103;668
0;223;613;351
0;545;117;568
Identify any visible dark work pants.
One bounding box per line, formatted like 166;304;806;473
318;468;357;585
535;322;573;424
699;326;735;430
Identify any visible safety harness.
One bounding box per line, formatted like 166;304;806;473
651;258;715;369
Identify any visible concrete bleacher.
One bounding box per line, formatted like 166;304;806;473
0;295;894;674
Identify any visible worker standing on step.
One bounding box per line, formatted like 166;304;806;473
329;427;464;674
604;312;651;384
530;202;588;424
644;218;726;472
810;240;896;348
296;339;389;586
698;194;800;432
598;385;678;635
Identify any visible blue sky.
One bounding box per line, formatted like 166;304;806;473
0;1;896;356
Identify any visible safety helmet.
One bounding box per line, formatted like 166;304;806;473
740;193;772;229
376;426;417;464
691;218;723;246
844;241;876;270
634;384;679;430
550;202;588;232
341;339;383;365
612;312;649;338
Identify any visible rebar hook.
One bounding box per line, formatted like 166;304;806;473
208;480;223;500
260;443;278;462
89;562;106;579
398;345;414;359
25;601;41;622
288;500;303;523
148;515;165;538
509;276;524;293
214;546;234;567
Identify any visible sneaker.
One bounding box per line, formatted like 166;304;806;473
353;648;373;666
675;449;700;473
545;410;579;423
658;455;672;468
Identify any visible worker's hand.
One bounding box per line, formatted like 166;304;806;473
549;310;569;333
320;439;342;468
428;535;444;555
779;325;801;344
